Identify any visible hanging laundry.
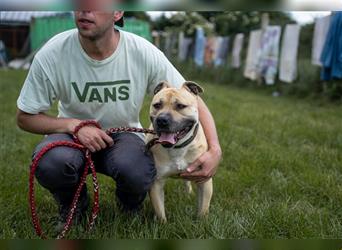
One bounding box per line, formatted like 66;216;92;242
244;30;262;81
178;32;193;62
193;27;206;67
257;26;281;85
312;15;331;66
320;12;342;81
214;36;230;67
279;24;301;83
204;37;217;66
213;37;223;66
232;33;244;69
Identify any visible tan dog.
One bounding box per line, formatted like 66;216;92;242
146;81;213;222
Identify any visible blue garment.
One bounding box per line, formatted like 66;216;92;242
320;12;342;80
193;27;206;67
214;36;230;67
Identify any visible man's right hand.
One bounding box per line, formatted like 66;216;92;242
16;110;114;152
76;125;114;152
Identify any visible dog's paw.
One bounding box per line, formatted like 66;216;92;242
153;214;167;223
197;210;209;219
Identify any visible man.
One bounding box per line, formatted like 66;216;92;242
16;11;221;227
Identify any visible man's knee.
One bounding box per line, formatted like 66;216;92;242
34;145;85;190
115;153;156;194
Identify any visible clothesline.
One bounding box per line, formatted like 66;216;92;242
153;11;342;84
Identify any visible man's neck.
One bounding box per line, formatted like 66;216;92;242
78;29;120;61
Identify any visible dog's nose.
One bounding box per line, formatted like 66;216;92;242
156;114;171;128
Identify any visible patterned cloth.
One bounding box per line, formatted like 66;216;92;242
257;26;281;85
279;24;301;83
214;36;230;67
232;33;244;69
204;37;217;66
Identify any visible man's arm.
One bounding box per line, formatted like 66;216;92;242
16;109;113;152
16;109;80;134
180;97;222;183
198;97;221;154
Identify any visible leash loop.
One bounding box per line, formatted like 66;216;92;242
29;120;156;239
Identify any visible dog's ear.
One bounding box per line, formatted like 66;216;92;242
182;81;204;95
153;81;170;95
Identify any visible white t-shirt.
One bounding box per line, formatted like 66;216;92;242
17;28;185;138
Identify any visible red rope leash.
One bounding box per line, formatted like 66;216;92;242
29;120;156;239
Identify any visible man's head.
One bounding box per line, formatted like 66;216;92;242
74;11;123;40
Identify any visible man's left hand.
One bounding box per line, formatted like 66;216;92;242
180;147;222;184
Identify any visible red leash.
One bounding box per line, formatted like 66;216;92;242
29;120;155;239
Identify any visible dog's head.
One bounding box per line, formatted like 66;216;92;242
150;81;204;147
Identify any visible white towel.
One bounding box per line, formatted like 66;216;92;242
258;26;281;85
232;33;244;69
312;15;331;66
244;30;262;81
279;24;301;83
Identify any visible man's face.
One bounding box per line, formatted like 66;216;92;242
74;11;116;40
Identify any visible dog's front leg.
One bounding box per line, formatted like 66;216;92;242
196;178;213;217
185;180;193;194
149;179;167;222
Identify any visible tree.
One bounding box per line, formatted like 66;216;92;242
124;12;151;22
152;12;214;37
151;11;297;36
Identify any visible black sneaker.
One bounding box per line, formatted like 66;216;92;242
55;194;89;233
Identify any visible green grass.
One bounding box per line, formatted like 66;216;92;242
0;69;341;239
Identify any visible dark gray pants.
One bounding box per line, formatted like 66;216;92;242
33;132;156;210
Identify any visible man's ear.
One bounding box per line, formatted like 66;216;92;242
153;81;170;95
113;11;124;23
182;81;204;95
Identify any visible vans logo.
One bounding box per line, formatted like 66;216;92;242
71;80;130;103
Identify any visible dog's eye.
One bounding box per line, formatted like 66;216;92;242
153;102;162;109
176;104;187;110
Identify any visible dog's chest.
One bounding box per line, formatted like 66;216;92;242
156;150;190;177
170;155;188;171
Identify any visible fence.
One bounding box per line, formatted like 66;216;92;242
30;15;152;51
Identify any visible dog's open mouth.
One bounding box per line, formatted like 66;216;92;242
157;122;195;147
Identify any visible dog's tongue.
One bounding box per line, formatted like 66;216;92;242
158;133;176;145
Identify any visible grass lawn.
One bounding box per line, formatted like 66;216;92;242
0;69;341;239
